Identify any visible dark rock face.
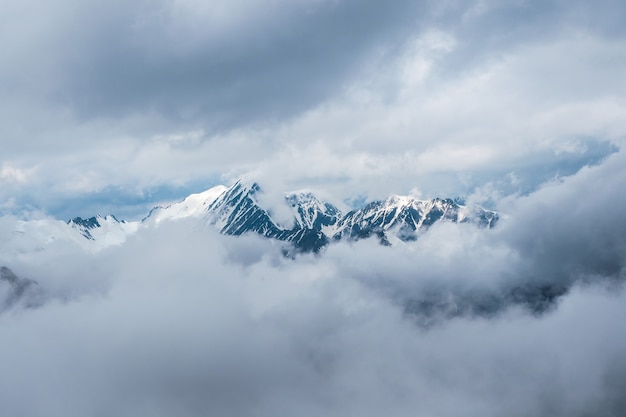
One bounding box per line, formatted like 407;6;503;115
203;181;338;253
68;216;102;240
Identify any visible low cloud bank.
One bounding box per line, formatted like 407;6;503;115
1;150;626;416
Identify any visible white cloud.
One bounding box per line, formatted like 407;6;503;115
0;164;34;184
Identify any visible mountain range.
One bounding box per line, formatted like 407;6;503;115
2;179;498;256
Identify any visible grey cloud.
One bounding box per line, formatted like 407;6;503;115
2;0;421;130
11;0;624;135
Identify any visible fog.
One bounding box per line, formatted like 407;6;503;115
1;150;626;416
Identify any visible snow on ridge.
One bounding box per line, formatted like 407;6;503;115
85;216;139;248
143;185;228;225
284;190;340;229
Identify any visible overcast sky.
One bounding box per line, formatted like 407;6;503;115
1;0;625;219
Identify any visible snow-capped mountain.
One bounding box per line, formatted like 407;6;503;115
285;191;342;231
192;179;496;252
1;180;499;256
334;196;498;245
1;215;138;257
68;214;139;244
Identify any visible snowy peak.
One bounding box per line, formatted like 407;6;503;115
285;191;341;230
4;214;136;258
68;214;138;244
69;214;120;240
143;184;228;225
334;195;498;243
203;180;266;234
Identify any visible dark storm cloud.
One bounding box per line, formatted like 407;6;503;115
4;0;625;131
3;0;421;129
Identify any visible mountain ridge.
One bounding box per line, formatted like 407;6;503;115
3;180;499;255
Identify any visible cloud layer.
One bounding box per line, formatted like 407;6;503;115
1;147;625;416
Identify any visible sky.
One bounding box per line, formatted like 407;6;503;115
1;0;625;219
2;2;626;416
